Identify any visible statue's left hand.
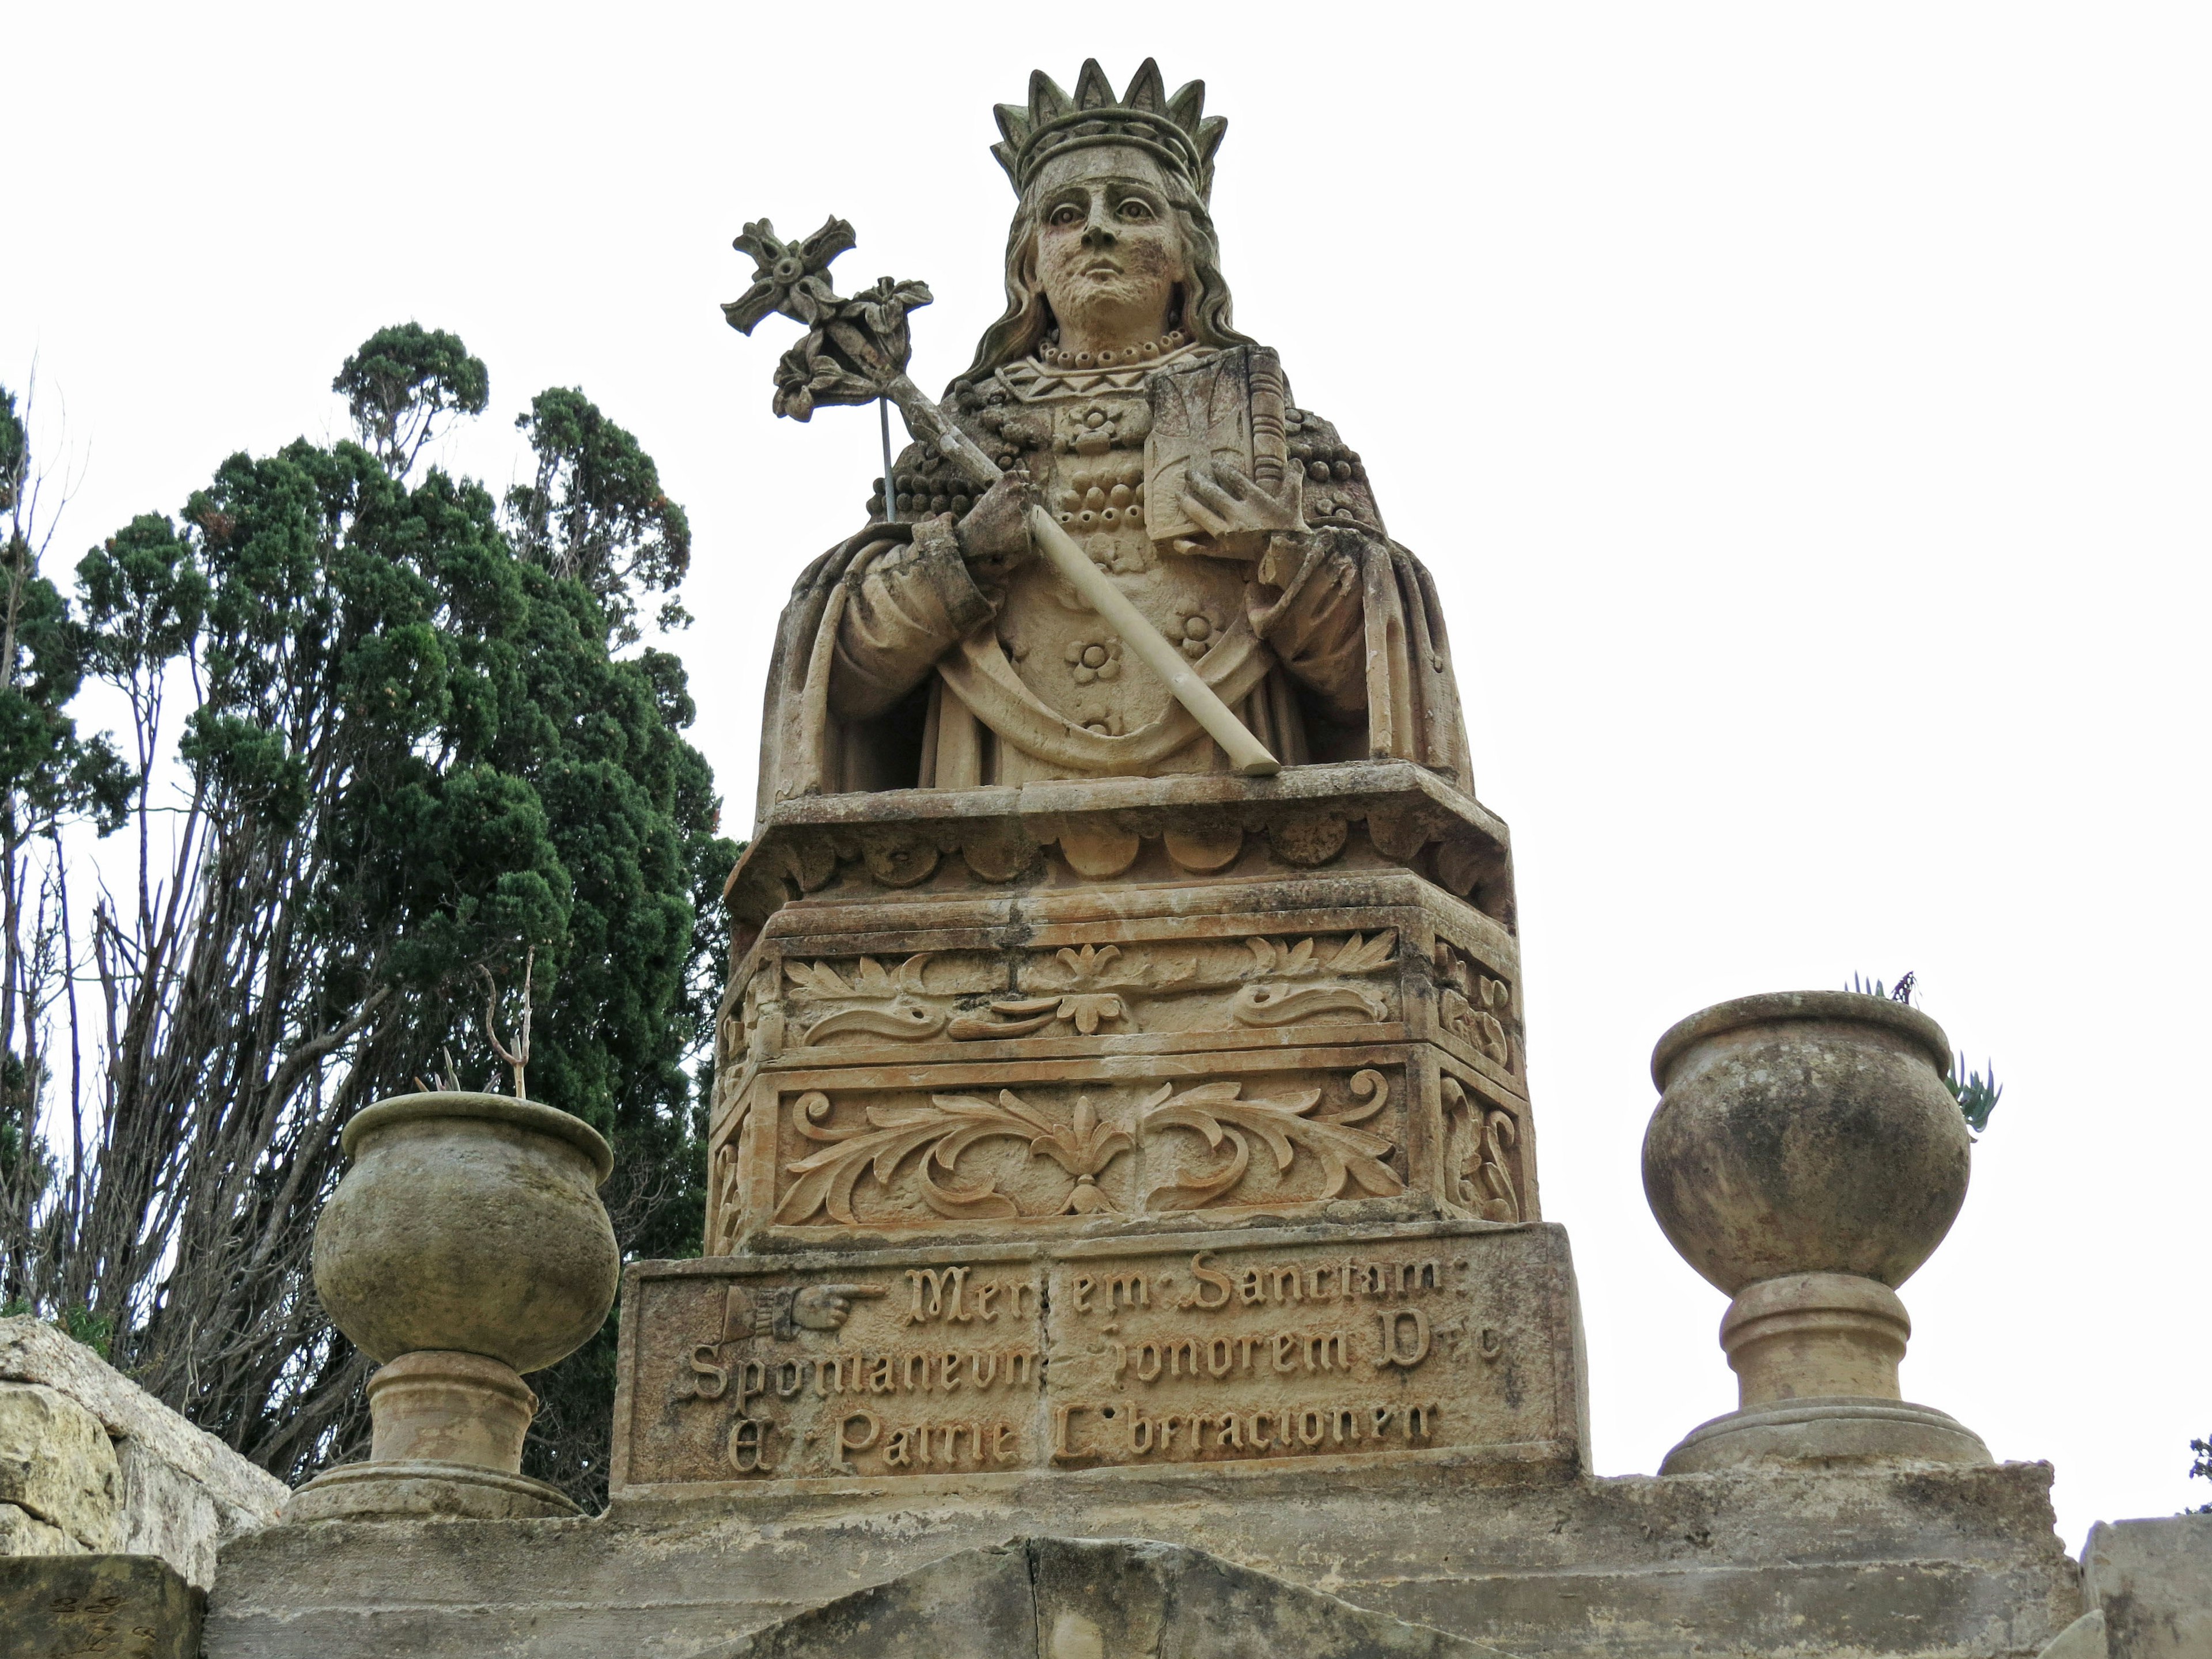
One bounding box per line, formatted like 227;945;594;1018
1180;460;1306;560
954;468;1038;574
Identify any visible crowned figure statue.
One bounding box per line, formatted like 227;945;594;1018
752;60;1471;814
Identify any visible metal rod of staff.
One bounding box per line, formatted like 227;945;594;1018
879;396;899;524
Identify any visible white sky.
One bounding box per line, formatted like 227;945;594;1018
6;3;2206;1551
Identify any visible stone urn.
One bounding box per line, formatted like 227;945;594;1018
289;1092;619;1520
1642;991;1991;1473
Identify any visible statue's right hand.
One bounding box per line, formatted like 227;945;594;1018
790;1283;886;1331
954;469;1037;572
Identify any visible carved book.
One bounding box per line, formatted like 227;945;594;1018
1143;345;1291;550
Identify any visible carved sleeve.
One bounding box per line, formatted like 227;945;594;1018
1248;407;1386;722
828;518;996;721
1254;528;1370;725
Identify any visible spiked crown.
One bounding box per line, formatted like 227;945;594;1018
993;59;1228;203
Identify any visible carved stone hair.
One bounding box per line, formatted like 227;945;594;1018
961;60;1253;381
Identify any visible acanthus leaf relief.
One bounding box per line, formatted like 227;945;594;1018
779;932;1399;1050
1230;931;1395;1027
946;943;1177;1040
1433;942;1520;1073
1139;1070;1403;1211
789;954;948;1043
770;1071;1403;1228
1443;1076;1521;1222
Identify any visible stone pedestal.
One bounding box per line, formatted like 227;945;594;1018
206;1460;2086;1659
712;762;1530;1256
658;763;1567;1508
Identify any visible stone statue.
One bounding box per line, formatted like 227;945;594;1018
684;63;1539;1499
739;60;1471;813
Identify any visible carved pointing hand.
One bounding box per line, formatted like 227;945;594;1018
1179;459;1306;562
791;1283;885;1330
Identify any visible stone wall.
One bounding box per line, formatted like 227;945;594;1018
0;1315;289;1589
208;1460;2084;1658
2062;1514;2212;1658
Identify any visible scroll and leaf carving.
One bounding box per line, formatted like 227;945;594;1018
806;1004;948;1041
947;942;1185;1039
777;1089;1133;1225
789;955;948;1044
1232;931;1395;1027
778;932;1399;1050
708;1137;748;1254
1433;942;1520;1073
1140;1070;1402;1210
1442;1076;1521;1222
771;1071;1403;1228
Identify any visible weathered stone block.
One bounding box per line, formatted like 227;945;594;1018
0;1552;202;1659
201;1463;2082;1659
115;1438;221;1592
0;1381;120;1550
705;1536;1484;1657
2082;1513;2212;1658
0;1316;287;1542
0;1498;82;1556
612;1219;1584;1498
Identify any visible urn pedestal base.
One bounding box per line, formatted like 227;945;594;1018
286;1350;579;1521
1661;1397;1991;1474
286;1459;578;1521
1660;1271;1990;1474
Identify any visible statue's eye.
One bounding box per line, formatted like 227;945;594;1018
1050;204;1084;225
1119;200;1154;219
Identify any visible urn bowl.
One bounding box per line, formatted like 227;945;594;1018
1642;991;1969;1295
314;1092;618;1373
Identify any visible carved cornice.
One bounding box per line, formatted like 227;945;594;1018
724;762;1516;941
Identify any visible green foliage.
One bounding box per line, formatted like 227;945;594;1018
0;391;22;513
56;1306;112;1359
0;387;135;835
93;354;733;1153
1;328;734;1507
506;388;693;647
2191;1436;2211;1513
1946;1056;2001;1134
0;1051;53;1201
1846;971;1916;1003
78;512;209;684
332;323;490;478
0;1299;114;1360
1847;971;2001;1137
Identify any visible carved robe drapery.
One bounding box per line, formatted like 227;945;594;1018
751;347;1472;819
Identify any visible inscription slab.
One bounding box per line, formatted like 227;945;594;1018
611;1220;1582;1497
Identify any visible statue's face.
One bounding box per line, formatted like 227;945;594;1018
1031;146;1188;336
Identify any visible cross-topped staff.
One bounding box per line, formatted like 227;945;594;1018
722;217;1281;777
